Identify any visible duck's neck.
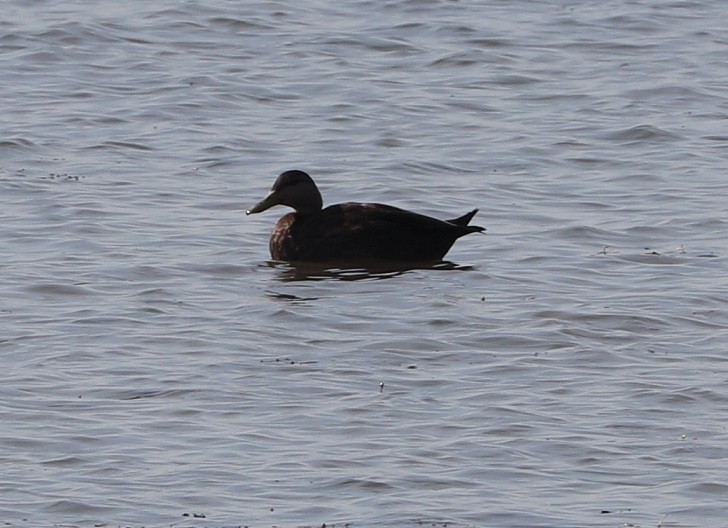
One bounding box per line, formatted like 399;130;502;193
294;208;318;220
294;202;323;217
290;185;323;216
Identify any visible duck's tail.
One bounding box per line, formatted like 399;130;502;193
447;209;485;233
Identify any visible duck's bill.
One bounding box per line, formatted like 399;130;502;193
246;190;279;215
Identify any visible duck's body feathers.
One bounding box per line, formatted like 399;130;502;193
271;203;482;262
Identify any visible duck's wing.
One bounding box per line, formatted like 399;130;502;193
338;203;479;232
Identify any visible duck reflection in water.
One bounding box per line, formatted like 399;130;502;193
247;170;485;272
263;259;477;283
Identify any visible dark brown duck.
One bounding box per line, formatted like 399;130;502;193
246;170;484;262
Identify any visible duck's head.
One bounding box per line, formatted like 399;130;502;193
246;170;324;216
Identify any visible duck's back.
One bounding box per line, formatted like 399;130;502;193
270;203;483;262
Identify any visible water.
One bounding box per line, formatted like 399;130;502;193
1;1;727;527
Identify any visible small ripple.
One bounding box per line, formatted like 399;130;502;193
323;477;396;492
615;253;690;266
624;85;708;102
207;16;274;31
117;388;198;401
0;137;36;149
602;124;681;143
429;51;482;67
687;481;728;494
26;283;94;296
492;74;542;86
322;35;418;55
552;225;620;242
41;455;85;467
84;140;155;151
43;499;116;516
467;37;513;48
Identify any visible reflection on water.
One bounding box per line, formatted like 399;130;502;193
265;259;476;282
265;291;320;302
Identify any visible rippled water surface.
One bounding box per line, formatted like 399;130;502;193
2;1;727;527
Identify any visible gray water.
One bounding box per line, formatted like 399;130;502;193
1;1;727;527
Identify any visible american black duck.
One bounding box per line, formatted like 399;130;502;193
246;170;484;262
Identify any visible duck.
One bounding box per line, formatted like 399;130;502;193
246;170;484;263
